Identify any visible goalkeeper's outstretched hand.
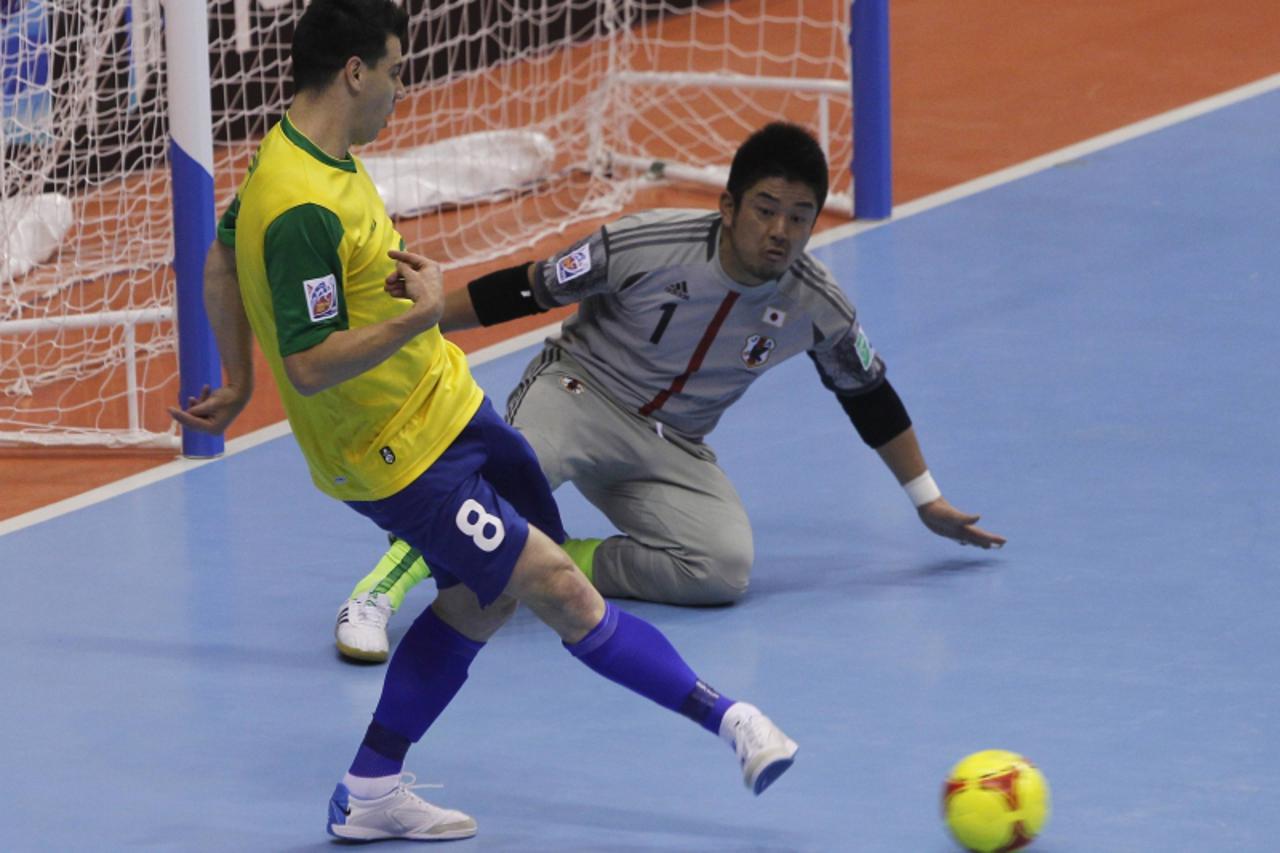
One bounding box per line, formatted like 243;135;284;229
917;497;1007;550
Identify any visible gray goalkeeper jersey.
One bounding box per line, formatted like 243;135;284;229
530;209;886;441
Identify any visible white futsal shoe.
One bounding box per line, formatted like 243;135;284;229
327;774;477;841
335;591;393;662
719;702;799;795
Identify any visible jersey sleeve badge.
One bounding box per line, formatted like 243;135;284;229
555;244;592;284
853;329;876;370
304;274;339;322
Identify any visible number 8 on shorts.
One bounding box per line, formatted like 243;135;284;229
455;498;506;552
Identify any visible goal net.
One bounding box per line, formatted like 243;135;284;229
1;1;174;448
0;0;882;449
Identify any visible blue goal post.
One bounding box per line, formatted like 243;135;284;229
165;2;221;458
852;0;893;219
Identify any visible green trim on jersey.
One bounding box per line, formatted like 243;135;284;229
280;115;357;173
264;203;348;356
217;195;239;246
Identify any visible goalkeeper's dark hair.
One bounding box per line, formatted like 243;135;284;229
726;122;829;211
291;0;409;94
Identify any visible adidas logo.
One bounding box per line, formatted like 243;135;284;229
664;280;689;300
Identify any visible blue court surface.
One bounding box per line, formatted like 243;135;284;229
4;84;1279;852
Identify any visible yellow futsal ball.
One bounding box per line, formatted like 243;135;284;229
941;750;1050;852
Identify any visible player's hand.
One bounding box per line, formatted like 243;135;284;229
916;496;1006;549
385;249;444;328
167;383;251;435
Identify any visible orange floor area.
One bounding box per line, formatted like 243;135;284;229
3;0;1278;522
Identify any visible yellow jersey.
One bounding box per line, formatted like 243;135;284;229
220;114;482;500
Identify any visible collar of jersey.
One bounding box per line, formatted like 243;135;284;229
281;113;358;173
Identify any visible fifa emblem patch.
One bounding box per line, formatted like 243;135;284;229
741;334;776;368
763;306;787;327
303;274;339;322
559;376;585;395
555;244;592;284
854;329;875;371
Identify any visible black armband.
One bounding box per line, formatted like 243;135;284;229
467;262;545;326
837;379;912;449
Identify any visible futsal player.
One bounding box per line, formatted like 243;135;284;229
170;0;799;840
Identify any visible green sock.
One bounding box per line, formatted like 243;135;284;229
561;537;603;583
349;538;432;611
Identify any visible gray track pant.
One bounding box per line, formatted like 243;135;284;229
505;348;753;605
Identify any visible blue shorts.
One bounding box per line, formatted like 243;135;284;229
346;398;566;607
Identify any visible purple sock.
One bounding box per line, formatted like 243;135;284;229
565;602;735;734
348;607;484;778
349;721;410;779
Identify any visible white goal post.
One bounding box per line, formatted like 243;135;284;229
0;0;890;453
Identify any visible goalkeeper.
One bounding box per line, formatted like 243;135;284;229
337;122;1006;662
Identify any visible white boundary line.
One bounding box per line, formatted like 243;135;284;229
4;71;1279;538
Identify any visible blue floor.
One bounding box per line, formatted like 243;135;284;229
4;88;1279;852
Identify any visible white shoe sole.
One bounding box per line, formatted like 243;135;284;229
335;639;389;663
328;819;477;841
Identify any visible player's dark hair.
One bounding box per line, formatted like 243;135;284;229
291;0;409;94
726;122;829;211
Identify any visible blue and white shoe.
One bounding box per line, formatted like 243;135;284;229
719;702;799;795
327;774;477;841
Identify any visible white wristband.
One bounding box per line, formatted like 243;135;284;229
903;471;941;508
